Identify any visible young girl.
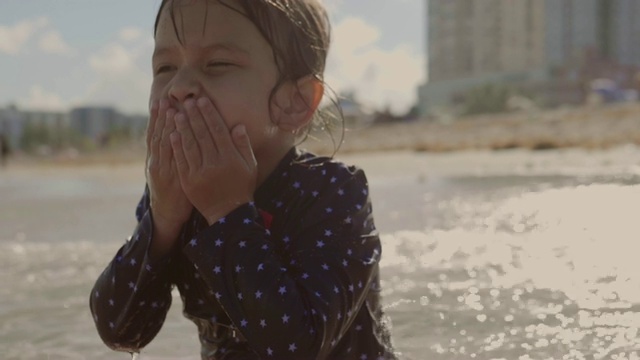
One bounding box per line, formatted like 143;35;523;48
90;0;396;358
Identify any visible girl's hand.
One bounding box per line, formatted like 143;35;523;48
146;99;193;255
170;97;258;225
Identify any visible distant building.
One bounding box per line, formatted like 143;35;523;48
606;0;640;66
69;107;120;141
419;0;640;116
69;106;147;143
23;110;69;148
0;104;148;151
0;106;69;149
21;110;68;128
0;105;23;150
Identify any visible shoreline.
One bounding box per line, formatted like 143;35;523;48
4;102;640;169
3;145;638;182
306;102;640;154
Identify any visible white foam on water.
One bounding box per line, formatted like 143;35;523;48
378;183;640;359
381;184;640;306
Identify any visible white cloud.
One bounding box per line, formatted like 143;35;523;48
83;40;153;114
19;85;66;111
82;73;151;114
89;43;138;76
325;16;424;114
119;27;143;42
323;0;343;14
38;30;75;56
0;17;48;55
333;17;380;52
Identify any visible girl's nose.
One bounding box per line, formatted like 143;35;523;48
168;67;202;104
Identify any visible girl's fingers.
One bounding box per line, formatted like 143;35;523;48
175;112;202;168
151;99;169;164
231;124;257;171
170;131;189;176
159;108;177;165
145;101;159;169
146;100;159;152
184;99;217;163
196;97;234;156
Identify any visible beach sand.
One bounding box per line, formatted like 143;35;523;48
2;144;639;244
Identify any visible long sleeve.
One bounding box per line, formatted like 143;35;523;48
182;166;381;359
89;188;177;352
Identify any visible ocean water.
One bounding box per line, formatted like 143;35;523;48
1;148;640;359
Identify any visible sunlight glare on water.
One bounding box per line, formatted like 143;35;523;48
379;183;640;359
2;163;640;359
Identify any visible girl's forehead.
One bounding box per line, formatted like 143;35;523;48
162;0;239;16
154;0;273;59
170;0;218;7
155;0;247;43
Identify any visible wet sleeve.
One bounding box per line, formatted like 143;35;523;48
182;168;381;359
89;187;176;352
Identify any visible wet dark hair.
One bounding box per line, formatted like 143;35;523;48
153;0;344;153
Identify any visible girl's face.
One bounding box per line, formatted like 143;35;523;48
151;0;285;158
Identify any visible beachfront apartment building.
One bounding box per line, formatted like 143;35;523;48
0;106;69;150
419;0;640;116
0;105;147;151
70;107;147;142
605;0;640;67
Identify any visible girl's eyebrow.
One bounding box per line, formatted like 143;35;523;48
152;42;251;60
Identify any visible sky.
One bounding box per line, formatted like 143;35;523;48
0;0;425;116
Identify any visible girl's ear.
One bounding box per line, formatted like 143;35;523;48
273;76;324;133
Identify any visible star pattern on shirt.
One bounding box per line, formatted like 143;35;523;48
90;151;391;360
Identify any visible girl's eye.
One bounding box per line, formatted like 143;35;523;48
207;61;234;69
155;65;175;75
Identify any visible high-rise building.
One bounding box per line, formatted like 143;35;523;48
606;0;640;66
427;0;547;82
419;0;640;116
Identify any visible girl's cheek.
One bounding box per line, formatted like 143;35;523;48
149;82;167;103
